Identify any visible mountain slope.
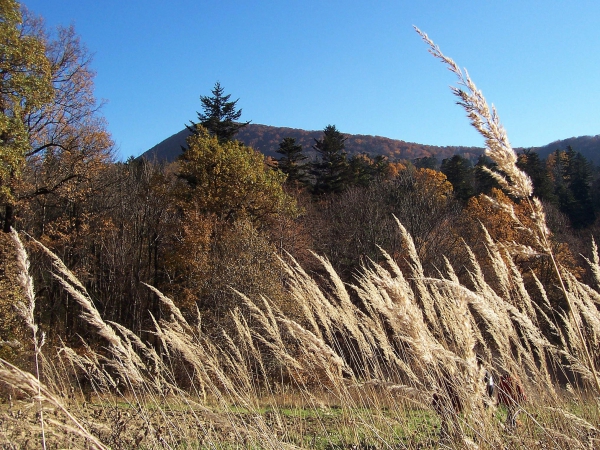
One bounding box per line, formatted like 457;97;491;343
141;124;484;163
141;124;600;165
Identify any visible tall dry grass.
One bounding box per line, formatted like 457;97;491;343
0;30;599;449
415;26;600;395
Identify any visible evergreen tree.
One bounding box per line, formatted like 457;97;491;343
474;154;500;195
564;146;595;228
189;81;249;143
413;155;438;170
547;147;595;228
275;137;308;187
440;154;475;202
347;154;372;188
516;149;555;202
347;153;390;187
311;125;349;195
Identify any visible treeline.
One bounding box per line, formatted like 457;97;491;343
2;0;600;357
435;148;598;229
235;123;483;162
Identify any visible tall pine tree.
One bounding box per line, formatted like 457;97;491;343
516;149;555;202
311;125;349;195
440;154;474;202
275;137;308;187
189;82;249;143
547;147;595;228
564;146;595;228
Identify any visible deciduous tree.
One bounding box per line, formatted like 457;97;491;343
0;0;53;231
178;125;297;225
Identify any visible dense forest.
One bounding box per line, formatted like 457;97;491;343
1;1;600;448
4;71;600;341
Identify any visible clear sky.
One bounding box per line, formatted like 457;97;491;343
24;0;600;160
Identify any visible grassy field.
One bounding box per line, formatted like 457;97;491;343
1;222;599;449
1;30;599;449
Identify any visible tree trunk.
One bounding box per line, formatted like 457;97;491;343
2;202;14;233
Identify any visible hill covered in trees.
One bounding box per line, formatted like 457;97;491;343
142;123;600;165
141;123;485;162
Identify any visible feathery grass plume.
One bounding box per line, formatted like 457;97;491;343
416;25;600;395
151;319;209;402
350;275;421;383
308;253;374;359
231;307;270;371
278;317;347;388
355;263;436;369
10;229;48;448
278;253;336;342
414;27;533;200
11;230;36;334
562;274;600;366
106;320;167;391
504;246;538;319
355;250;478;423
479;224;511;300
282;253;377;374
142;282;190;330
219;326;255;394
582;237;600;291
235;290;287;353
30;237;145;387
393;216;438;328
58;344;118;397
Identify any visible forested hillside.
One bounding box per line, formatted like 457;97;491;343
143;123;486;162
143;123;600;165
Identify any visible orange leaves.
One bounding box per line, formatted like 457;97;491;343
414;168;453;200
163;209;214;311
465;189;533;246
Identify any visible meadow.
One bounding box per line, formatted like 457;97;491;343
0;29;599;450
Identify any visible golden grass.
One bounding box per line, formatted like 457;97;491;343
2;224;598;448
1;29;599;449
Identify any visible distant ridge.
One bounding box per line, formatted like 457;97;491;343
533;135;600;163
141;124;600;165
141;124;484;163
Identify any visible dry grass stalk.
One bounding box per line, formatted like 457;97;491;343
414;28;533;200
0;358;107;449
10;228;47;448
583;238;600;290
6;218;600;447
31;237;145;387
415;26;600;396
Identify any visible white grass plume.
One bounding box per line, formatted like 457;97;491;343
416;25;600;394
415;26;533;200
10;228;47;448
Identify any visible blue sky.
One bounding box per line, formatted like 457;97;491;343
24;1;600;160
